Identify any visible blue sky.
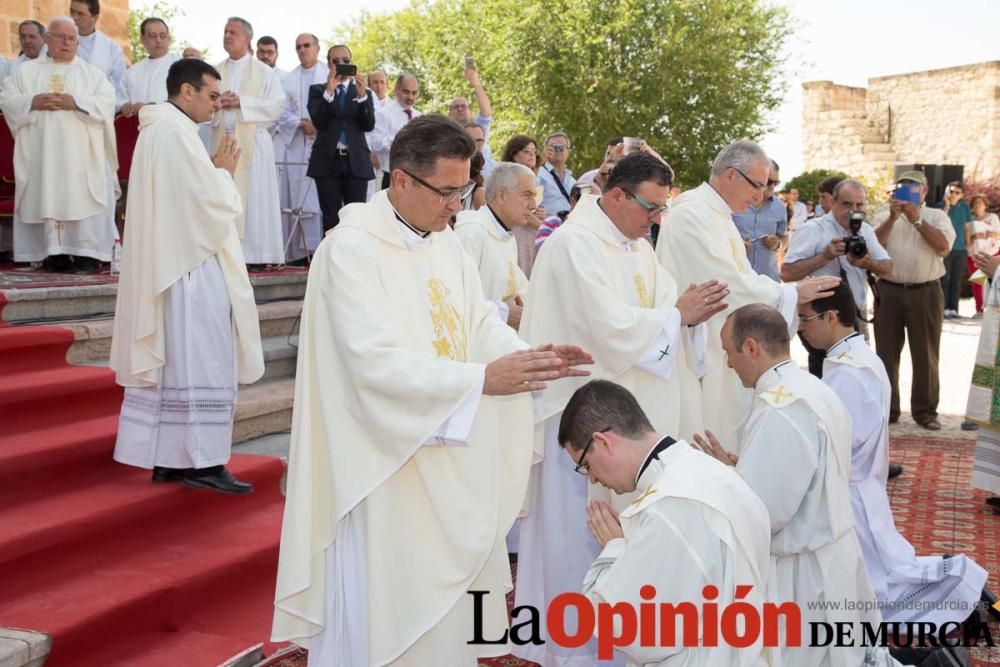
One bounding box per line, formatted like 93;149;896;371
167;0;1000;180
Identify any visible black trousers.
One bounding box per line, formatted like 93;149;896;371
940;249;967;311
314;153;371;233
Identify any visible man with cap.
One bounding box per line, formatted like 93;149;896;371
873;171;955;431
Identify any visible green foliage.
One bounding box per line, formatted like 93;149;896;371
340;0;793;185
127;2;195;62
782;169;849;202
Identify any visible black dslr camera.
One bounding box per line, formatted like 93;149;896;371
844;211;868;258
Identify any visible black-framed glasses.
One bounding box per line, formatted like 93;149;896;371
402;169;476;203
766;179;780;187
622;189;669;220
574;427;612;475
732;167;767;192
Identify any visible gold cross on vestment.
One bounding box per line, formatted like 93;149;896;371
763;385;792;404
630;485;657;507
835;352;853;361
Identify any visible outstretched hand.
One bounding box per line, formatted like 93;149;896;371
535;343;594;379
796;275;841;304
691;430;738;466
674;280;729;326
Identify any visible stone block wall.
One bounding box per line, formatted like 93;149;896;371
0;0;130;62
802;61;1000;181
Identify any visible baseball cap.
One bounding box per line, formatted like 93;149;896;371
896;170;927;186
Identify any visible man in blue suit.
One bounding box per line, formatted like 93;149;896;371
307;44;376;232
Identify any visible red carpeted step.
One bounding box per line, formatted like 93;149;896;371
0;455;285;667
0;324;74;372
0;414;119;498
0;365;122;433
74;629;259;667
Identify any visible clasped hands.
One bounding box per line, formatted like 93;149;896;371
31;93;79;112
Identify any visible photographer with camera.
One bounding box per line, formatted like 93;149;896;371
873;171;955;432
782;179;892;375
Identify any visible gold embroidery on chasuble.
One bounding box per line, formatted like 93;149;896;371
428;278;468;361
730;238;749;272
49;74;65;93
504;262;518;300
633;274;653;308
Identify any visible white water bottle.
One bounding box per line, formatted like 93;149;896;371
110;239;122;276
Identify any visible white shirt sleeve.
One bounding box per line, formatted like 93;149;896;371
684;322;708;378
633;307;682;380
783;221;823;264
421;369;485;447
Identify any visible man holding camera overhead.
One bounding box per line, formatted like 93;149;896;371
873;171;955;431
782;179;892;375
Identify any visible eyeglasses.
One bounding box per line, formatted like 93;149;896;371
49;33;78;43
732;167;767;192
574;427;612;475
550;144;569;152
798;310;833;324
402;169;476;203
767;179;780;187
622;189;669;220
294;43;315;50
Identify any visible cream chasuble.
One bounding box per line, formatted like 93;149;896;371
968;265;1000;495
272;191;535;666
110;103;263;388
826;335;987;627
585;440;771;667
212;55;285;264
122;53;181;104
513;194;704;667
736;361;895;667
0;56;117;224
657;183;798;453
454;205;528;321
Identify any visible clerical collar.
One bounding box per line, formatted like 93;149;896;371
596;198;637;250
635;435;677;486
485;205;511;235
755;359;795;390
704;182;734;215
828;332;861;355
167;101;197;125
391;206;430;239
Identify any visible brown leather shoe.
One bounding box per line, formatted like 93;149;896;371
917;417;942;431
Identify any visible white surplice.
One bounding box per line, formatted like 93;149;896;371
585;439;771;667
657;183;798;453
826;334;988;625
454;205;528;324
110;102;263;469
76;30;126;105
122;52;180;105
274;62;328;260
737;361;896;667
364;95;389;200
272;190;535;666
212;54;286;263
0;56;118;261
513;194;706;667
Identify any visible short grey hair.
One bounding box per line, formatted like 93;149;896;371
485;162;535;202
726;303;790;356
226;16;253;40
711;139;768;178
833;178;866;200
48;16;78;35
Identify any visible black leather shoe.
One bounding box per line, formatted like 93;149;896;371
182;466;253;495
888;464;903;479
151;466;188;483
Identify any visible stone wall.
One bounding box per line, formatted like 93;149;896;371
0;0;131;62
802;61;1000;182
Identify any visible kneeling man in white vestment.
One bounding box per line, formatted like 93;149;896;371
514;153;730;667
454;161;535;330
271;114;594;666
799;283;988;628
560;379;771;667
110;58;265;495
0;16;118;273
696;304;899;667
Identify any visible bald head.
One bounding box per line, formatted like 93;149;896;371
294;32;320;68
721;303;792;388
395;73;419;110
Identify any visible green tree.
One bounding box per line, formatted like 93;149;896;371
128;2;195;62
341;0;792;185
782;169;850;203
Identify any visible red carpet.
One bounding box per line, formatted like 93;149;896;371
0;324;286;666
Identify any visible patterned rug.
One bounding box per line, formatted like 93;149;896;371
260;436;1000;667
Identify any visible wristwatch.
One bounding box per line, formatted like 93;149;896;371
911;218;923;228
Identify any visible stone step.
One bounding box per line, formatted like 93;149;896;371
64;299;302;365
233;377;294;444
0;628;50;667
0;271;307;325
